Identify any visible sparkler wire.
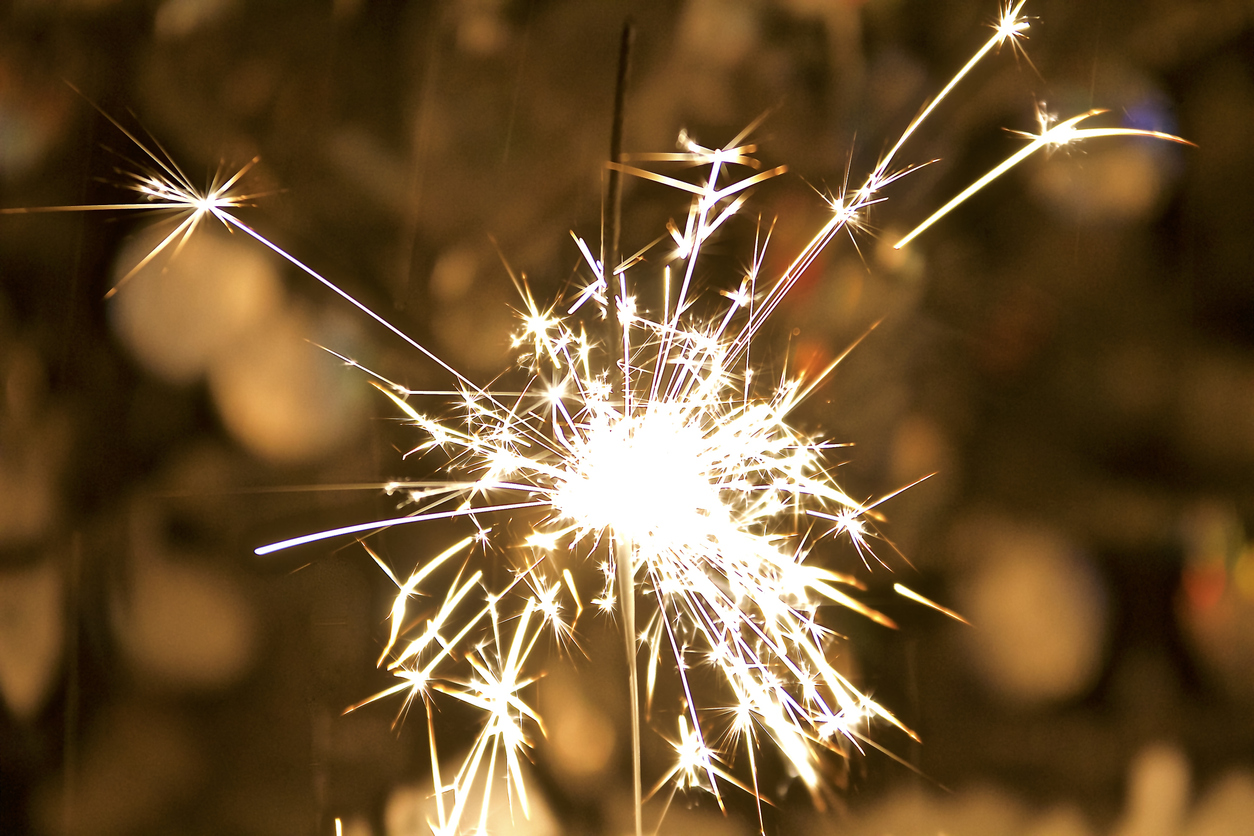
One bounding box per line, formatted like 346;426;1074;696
601;19;647;836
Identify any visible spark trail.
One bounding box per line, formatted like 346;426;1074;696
2;3;1190;833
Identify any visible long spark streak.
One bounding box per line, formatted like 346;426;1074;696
894;110;1195;249
4;4;1188;832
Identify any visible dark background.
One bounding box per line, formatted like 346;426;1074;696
2;0;1252;834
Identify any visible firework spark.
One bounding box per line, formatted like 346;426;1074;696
4;3;1190;833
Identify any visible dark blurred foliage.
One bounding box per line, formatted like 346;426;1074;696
1;1;1253;835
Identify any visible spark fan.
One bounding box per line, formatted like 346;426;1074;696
1;3;1190;833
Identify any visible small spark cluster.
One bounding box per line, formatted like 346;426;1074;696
3;3;1191;833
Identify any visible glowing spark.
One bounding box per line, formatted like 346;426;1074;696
0;95;263;298
4;4;1190;832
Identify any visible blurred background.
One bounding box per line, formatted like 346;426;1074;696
1;0;1252;834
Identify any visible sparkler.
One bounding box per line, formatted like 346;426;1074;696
3;2;1191;833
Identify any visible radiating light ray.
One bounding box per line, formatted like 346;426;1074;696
3;5;1191;833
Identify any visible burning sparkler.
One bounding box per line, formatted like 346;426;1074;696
2;2;1191;833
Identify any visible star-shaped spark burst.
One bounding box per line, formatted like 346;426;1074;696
3;3;1190;833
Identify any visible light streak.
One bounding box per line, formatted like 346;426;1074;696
2;3;1189;833
893;582;972;626
893;109;1194;249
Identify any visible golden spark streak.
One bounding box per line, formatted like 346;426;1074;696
894;583;972;625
